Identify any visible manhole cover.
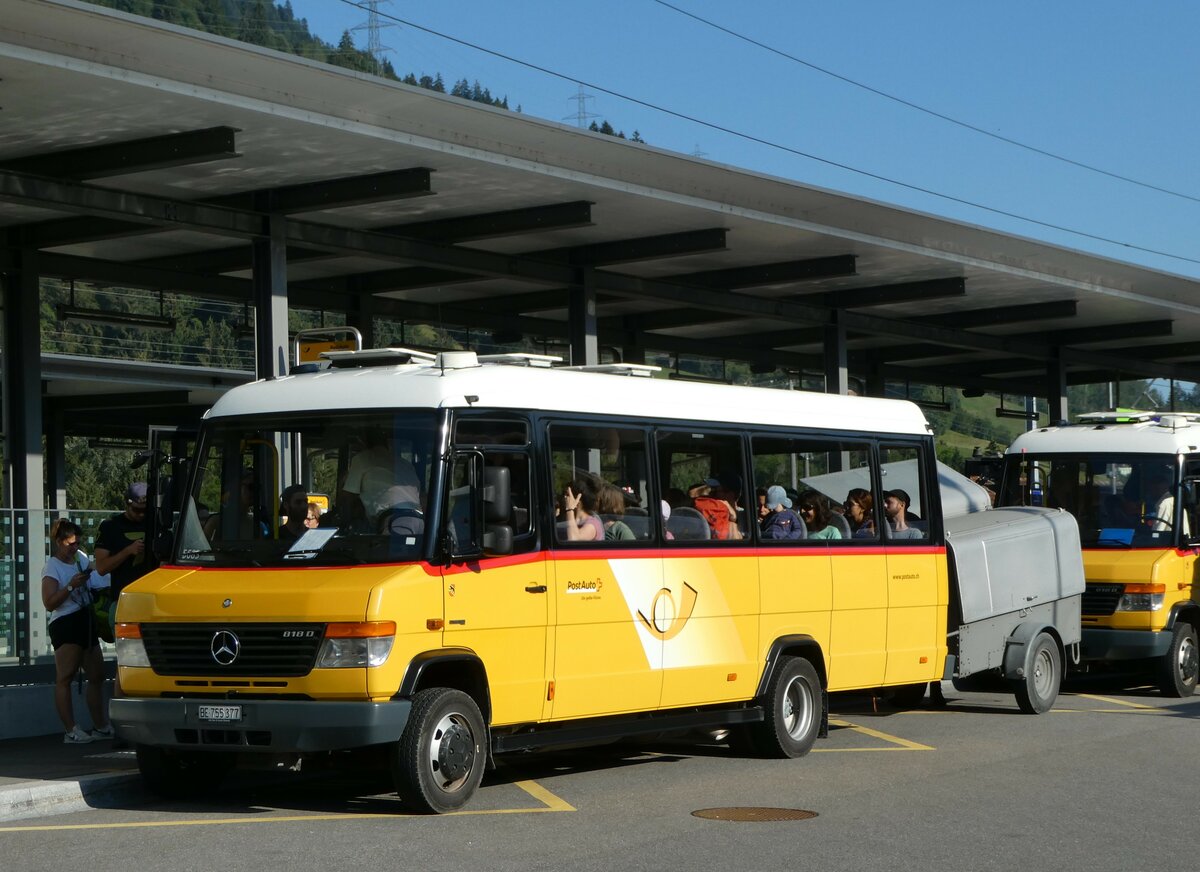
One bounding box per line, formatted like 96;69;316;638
692;807;818;822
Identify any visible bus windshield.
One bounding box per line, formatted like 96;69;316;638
175;410;438;567
999;453;1184;548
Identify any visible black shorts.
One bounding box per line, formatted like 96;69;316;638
49;609;99;651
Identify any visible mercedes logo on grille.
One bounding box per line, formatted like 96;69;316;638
210;630;241;666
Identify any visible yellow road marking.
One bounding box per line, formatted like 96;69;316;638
0;779;573;832
1076;693;1156;710
826;718;935;751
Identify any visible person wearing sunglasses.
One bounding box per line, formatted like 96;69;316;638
796;490;843;540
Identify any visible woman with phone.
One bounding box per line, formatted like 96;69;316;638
41;519;113;744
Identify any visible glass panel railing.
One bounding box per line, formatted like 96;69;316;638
1;509;122;666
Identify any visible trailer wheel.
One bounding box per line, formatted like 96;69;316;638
1013;632;1061;714
135;745;233;798
1158;622;1198;698
393;687;486;813
752;656;821;758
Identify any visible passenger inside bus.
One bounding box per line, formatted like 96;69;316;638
688;479;740;540
339;428;395;530
883;489;924;540
760;485;805;540
596;483;638;541
843;488;876;538
796;491;843;539
562;480;603;541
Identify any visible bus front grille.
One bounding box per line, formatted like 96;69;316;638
141;623;325;677
1081;584;1124;616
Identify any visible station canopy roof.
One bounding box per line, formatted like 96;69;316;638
4;0;1200;437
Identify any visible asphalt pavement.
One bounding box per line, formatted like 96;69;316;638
0;733;142;822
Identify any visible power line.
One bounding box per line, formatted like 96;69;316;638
651;0;1200;206
333;0;1200;267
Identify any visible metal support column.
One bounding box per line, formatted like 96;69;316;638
823;310;849;396
1046;353;1069;425
2;245;44;663
45;408;66;512
568;267;599;367
252;212;290;380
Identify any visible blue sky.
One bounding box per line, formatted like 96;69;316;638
284;0;1200;279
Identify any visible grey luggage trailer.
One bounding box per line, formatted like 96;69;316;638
943;506;1085;713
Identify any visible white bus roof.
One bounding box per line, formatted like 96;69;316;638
206;351;931;437
1006;414;1200;456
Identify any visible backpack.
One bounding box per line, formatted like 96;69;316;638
91;588;115;644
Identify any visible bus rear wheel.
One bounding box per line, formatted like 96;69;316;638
393;687;486;813
752;656;821;758
1013;632;1061;714
1158;622;1199;698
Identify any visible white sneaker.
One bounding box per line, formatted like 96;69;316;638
64;726;94;744
90;725;115;740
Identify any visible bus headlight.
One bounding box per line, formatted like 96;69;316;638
1116;584;1165;612
316;621;396;668
115;623;151;668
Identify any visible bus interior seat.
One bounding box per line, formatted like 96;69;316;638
667;506;710;540
828;512;852;539
620;513;651;539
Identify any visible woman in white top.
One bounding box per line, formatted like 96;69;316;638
41;519;113;744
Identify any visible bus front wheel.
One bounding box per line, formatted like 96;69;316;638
393;687;486;813
753;655;821;758
1158;622;1199;698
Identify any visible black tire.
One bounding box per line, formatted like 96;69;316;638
1158;622;1199;698
135;745;233;798
393;688;487;813
750;656;821;758
1013;632;1062;714
883;683;928;709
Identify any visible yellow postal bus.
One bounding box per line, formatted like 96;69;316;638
1000;410;1200;696
112;349;1074;812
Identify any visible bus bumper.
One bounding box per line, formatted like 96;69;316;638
109;697;412;753
1080;627;1172;662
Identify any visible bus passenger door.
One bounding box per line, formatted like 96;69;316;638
880;444;943;686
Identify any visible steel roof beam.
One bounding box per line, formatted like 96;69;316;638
207;168;433;214
0;127;240;180
615;275;961;333
535;228;728;267
380;200;594;242
801;277;966;308
132;201;596;275
916;299;1078;329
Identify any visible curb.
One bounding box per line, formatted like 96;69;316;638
0;771;143;823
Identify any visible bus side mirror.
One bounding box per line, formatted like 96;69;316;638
482;465;513;556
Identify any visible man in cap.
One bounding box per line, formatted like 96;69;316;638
94;482;152;712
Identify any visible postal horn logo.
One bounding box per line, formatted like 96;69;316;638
637;582;698;641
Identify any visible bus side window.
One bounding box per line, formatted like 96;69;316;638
878;444;930;542
548;423;653;545
453;416;536;554
657;430;748;543
751;434;873;543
